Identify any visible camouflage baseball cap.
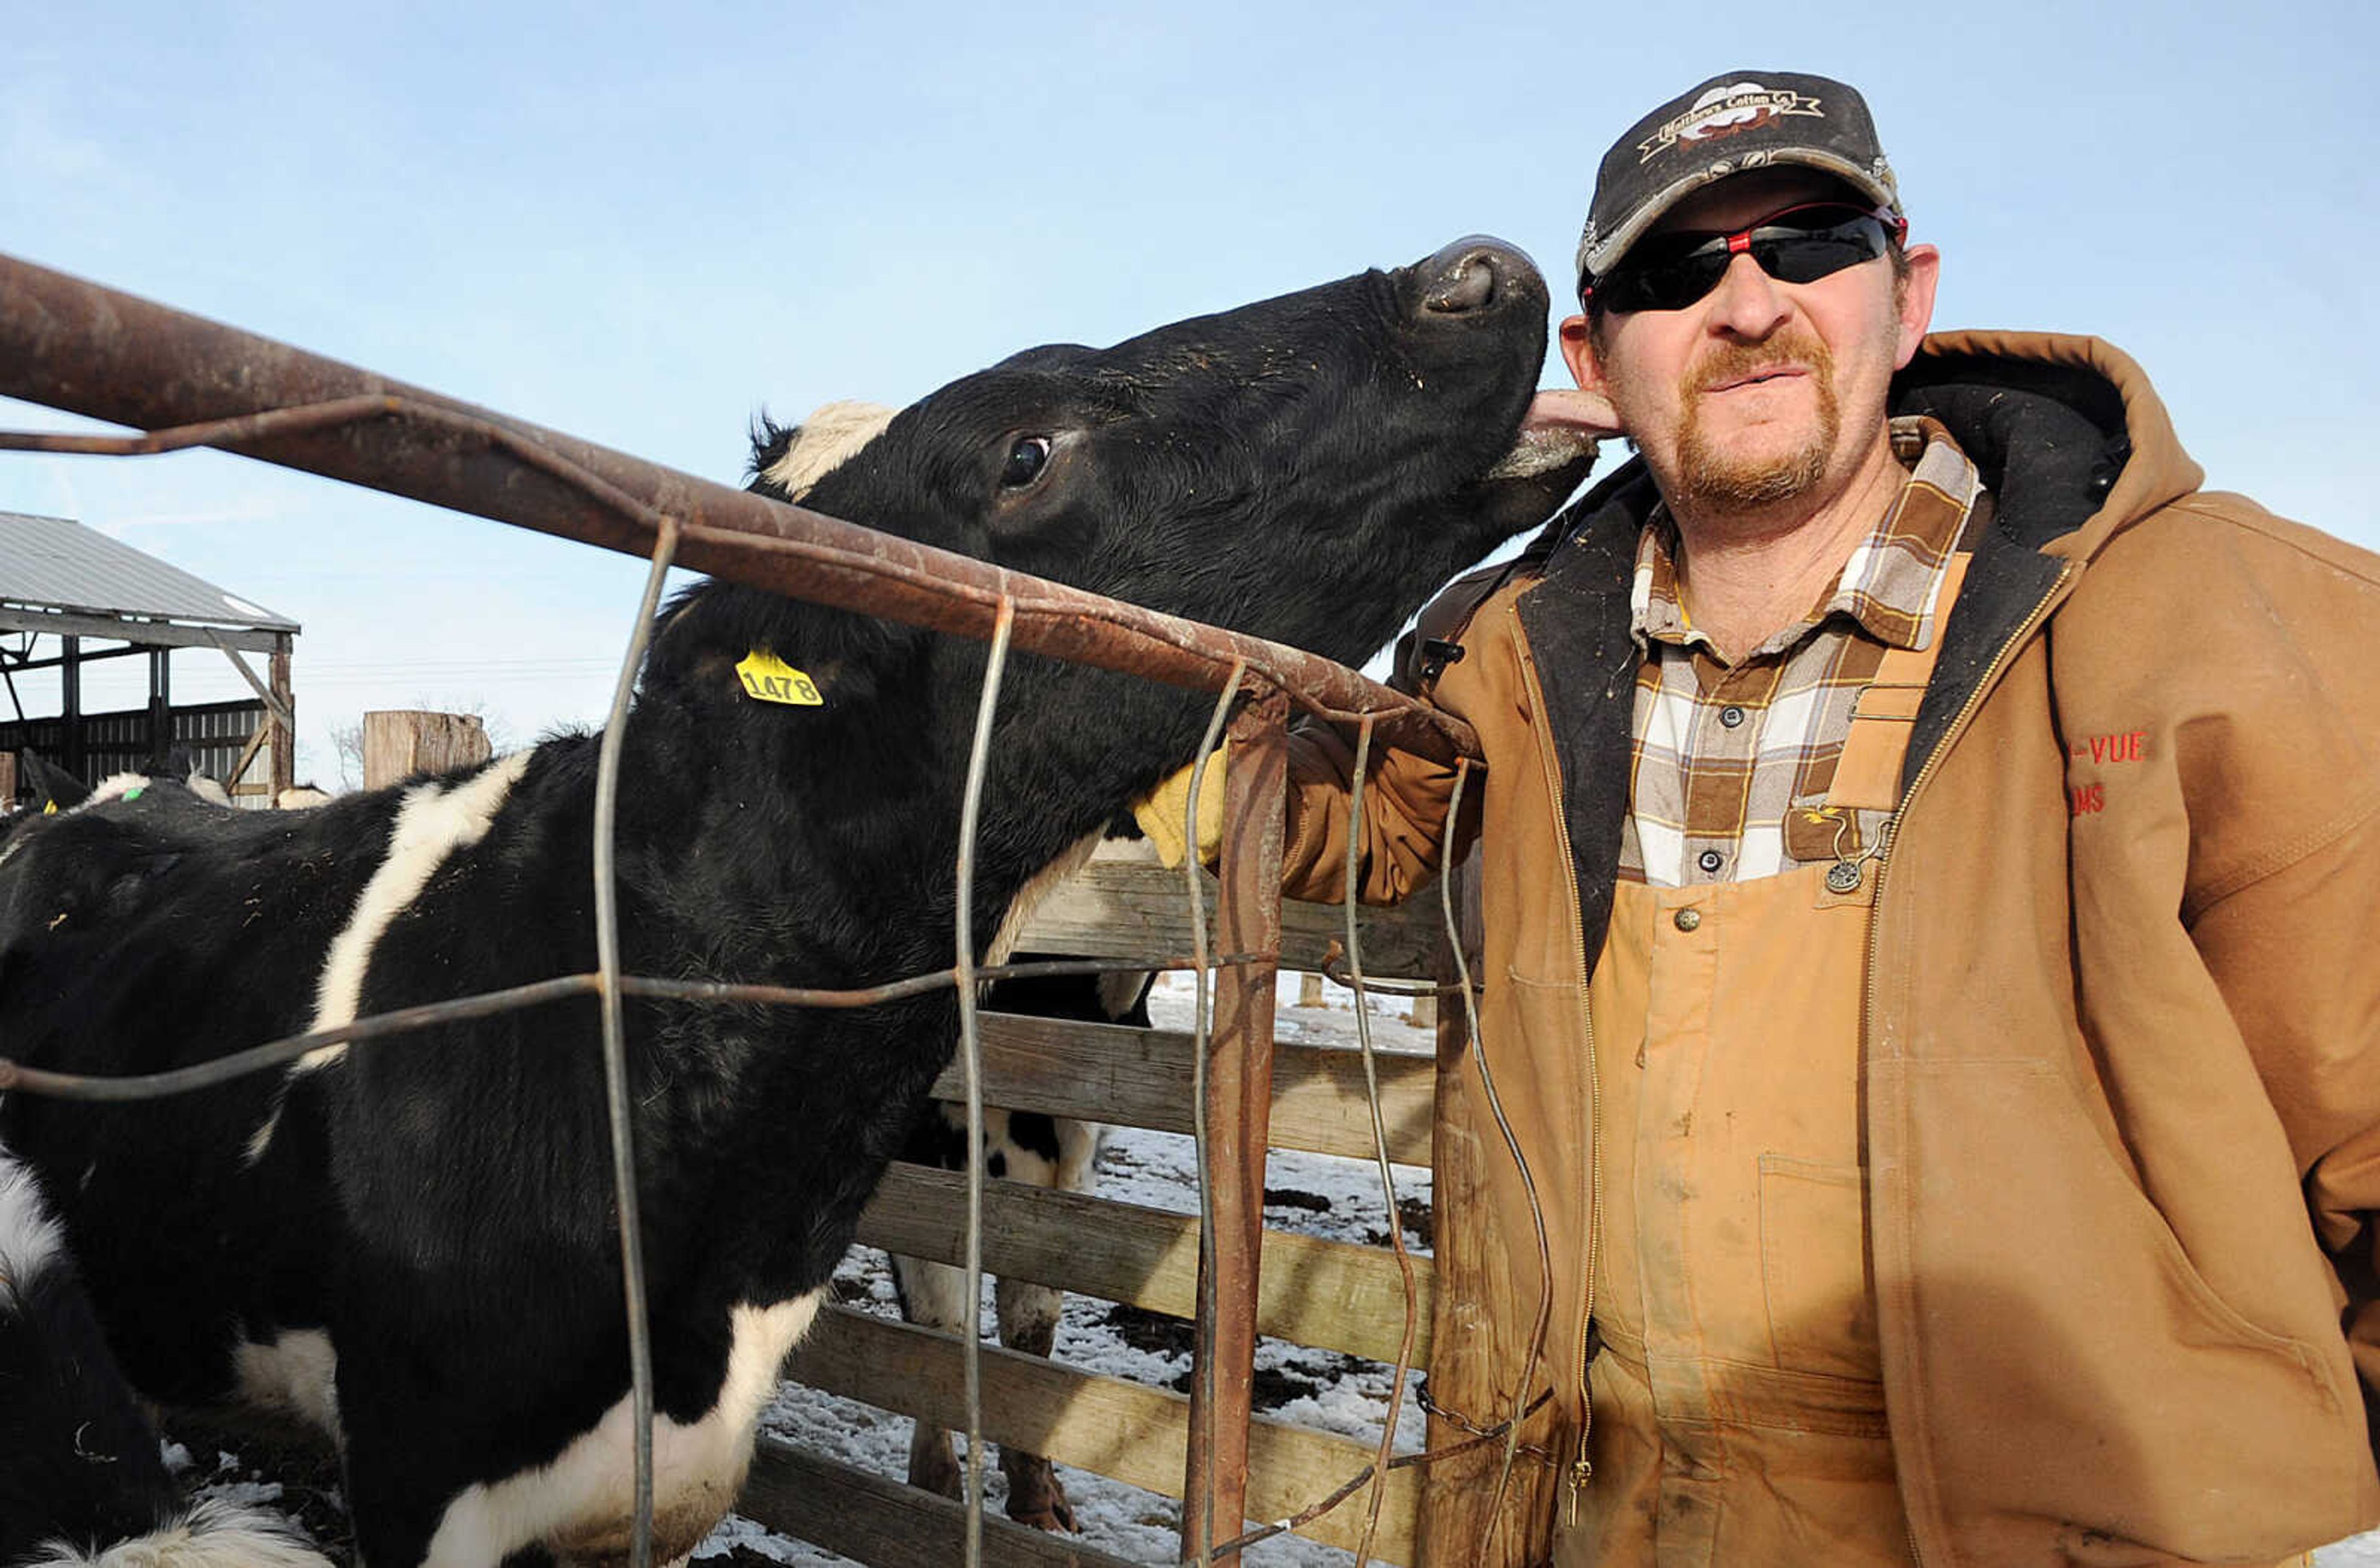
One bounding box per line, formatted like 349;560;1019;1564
1574;70;1902;296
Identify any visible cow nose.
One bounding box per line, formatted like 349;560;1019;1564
1419;237;1515;314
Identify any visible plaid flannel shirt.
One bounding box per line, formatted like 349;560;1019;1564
1619;417;1983;887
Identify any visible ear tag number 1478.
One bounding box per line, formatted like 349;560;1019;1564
736;650;824;707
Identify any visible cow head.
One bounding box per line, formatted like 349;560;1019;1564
741;237;1593;671
632;240;1596;909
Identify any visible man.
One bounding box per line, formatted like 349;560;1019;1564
1256;69;2380;1566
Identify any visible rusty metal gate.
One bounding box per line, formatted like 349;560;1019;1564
0;252;1552;1568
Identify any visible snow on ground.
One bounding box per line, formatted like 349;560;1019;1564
707;971;1440;1565
174;969;2380;1564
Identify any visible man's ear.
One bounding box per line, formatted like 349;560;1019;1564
1893;245;1942;369
1556;314;1623;429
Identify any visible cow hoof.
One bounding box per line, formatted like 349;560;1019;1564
907;1454;964;1502
1005;1487;1080;1533
1007;1501;1081;1533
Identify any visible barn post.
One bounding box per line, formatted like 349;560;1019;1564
61;633;82;781
1181;689;1290;1566
269;635;294;799
1415;843;1560;1566
148;646;170;765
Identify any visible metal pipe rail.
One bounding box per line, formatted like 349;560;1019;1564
0;251;1478;759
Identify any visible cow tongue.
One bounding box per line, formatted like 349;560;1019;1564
1483;388;1615;481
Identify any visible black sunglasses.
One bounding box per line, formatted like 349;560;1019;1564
1586;202;1907;315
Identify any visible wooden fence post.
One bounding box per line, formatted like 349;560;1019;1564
363;710;492;790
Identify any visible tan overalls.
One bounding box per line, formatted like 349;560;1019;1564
1564;847;1907;1566
1547;550;1967;1568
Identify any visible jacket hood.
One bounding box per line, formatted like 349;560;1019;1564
1893;330;2204;563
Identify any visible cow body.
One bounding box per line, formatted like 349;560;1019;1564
0;239;1596;1565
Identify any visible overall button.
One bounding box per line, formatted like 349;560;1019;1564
1673;907;1703;932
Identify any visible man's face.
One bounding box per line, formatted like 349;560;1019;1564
1559;169;1939;526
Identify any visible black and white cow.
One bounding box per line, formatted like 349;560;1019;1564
0;238;1597;1566
7;749;231;825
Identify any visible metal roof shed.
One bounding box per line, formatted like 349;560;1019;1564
0;509;300;803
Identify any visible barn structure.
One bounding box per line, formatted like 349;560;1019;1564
0;509;299;806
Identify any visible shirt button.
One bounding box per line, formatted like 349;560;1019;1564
1673;907;1702;932
1719;705;1746;728
1697;849;1725;874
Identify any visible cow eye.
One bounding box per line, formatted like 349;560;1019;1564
1000;435;1053;490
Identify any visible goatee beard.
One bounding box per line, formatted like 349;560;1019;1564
1674;333;1840;513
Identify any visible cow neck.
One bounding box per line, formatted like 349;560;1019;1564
925;636;1213;954
615;583;1200;982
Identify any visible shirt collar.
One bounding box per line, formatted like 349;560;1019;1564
1629;416;1981;659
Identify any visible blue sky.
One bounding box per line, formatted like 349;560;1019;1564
2;2;2372;782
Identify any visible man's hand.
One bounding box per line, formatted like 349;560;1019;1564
1131;751;1227;870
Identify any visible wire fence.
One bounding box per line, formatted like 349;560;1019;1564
0;252;1558;1568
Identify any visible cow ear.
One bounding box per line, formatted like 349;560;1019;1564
747;415;798;497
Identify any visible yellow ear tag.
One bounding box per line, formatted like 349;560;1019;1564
736;650;824;707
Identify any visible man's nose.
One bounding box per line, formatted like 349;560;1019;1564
1706;252;1791;337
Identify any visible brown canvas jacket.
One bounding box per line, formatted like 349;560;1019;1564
1285;330;2380;1565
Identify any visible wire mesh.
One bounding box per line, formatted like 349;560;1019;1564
952;596;1016;1568
1337;714;1419;1568
0;268;1559;1568
589;514;685;1567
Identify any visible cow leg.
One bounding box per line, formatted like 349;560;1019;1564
339;1431;447;1568
992;1274;1077;1532
889;1252;969;1501
981;1111;1102;1533
334;1347;505;1568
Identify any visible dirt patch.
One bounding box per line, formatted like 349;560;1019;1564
166;1411;350;1559
1099;1302;1196;1359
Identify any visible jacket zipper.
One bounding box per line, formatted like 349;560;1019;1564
1510;607;1604;1526
1864;558;2075;1567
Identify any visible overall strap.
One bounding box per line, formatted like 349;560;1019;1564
1824;552;1973;813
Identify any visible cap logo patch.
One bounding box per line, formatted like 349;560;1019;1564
1638;81;1824;164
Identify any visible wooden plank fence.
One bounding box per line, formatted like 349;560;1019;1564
739;840;1474;1566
